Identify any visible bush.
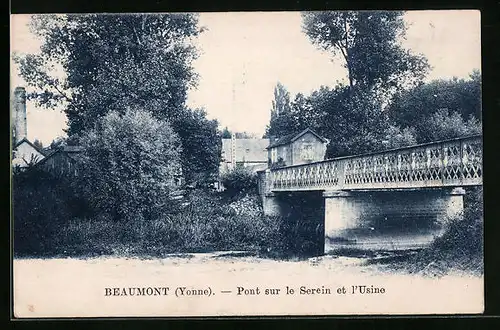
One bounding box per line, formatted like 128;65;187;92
75;107;183;222
431;187;483;257
381;125;417;150
220;166;258;197
170;190;284;252
14;186;287;257
415;108;482;144
13;168;91;256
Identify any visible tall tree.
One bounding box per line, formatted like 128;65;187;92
14;13;201;135
14;14;221;185
271;82;292;115
171;108;221;186
309;85;390;157
264;82;298;138
302;11;429;94
387;70;482;129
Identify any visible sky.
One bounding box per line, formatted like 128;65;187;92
10;10;481;145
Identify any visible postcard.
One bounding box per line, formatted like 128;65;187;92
10;10;483;318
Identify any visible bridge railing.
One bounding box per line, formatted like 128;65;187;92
269;135;482;191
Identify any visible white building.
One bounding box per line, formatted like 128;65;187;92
11;86;46;169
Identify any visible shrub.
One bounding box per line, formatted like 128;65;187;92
415;108;482;143
13;171;286;257
75;107;183;222
431;187;483;258
12;168;90;256
381;125;417;150
220;166;258;197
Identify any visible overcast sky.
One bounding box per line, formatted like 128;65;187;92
10;10;481;145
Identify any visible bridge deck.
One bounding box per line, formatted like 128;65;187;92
267;135;482;192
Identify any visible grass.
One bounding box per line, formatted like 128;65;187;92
13;188;290;259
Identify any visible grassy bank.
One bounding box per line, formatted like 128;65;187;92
13;184;289;258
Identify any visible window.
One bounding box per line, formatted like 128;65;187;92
301;143;314;161
271;148;277;162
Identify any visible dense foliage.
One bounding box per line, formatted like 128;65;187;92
13;169;89;256
387;70;482;128
172;108;221;185
265;83;416;158
265;74;481;157
75;107;183;222
14;13;221;186
220;166;258;197
221;127;258;139
13;176;286;256
302;11;429;93
15;14;200;133
386;71;482;143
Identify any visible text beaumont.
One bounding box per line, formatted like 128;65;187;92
105;287;170;296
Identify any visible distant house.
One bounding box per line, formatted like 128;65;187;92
267;128;328;167
220;138;269;174
34;145;84;177
216;138;269;191
12;138;46;169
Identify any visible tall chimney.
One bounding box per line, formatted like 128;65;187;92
12;87;27;143
231;132;236;168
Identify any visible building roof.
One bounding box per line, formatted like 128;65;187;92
14;137;46;156
62;145;84;153
34;144;84;167
34;148;75;167
245;163;268;173
41;145;83;158
221;138;269;163
267;128;328;149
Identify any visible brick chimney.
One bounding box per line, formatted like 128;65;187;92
12;87;27;143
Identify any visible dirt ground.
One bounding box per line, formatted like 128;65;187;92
13;252;484;317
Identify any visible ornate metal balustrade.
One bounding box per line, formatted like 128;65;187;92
268;135;482;192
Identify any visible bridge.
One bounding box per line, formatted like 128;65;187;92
258;135;483;254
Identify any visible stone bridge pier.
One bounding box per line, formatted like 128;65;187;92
322;187;465;252
262;191;325;256
261;186;465;254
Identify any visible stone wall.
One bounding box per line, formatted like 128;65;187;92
324;188;465;252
